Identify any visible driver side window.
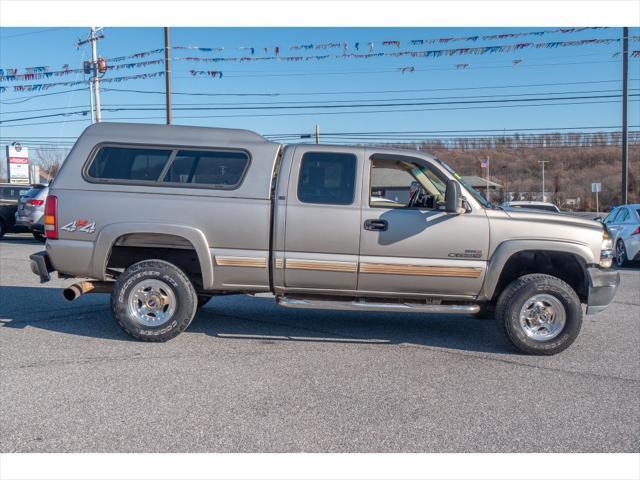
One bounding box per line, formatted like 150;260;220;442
369;158;445;209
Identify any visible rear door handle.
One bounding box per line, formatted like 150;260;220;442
364;219;388;231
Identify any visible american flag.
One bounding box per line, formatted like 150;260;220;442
481;158;489;169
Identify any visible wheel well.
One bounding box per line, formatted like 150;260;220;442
106;233;204;290
492;250;588;303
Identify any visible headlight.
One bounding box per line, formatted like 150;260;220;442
600;231;614;268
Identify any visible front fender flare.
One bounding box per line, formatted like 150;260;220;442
480;239;595;301
91;223;214;290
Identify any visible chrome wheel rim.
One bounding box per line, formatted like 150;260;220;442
616;242;626;266
127;279;177;327
519;294;566;341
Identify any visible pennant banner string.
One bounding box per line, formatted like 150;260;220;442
0;59;166;83
0;71;165;93
2;32;639;74
170;37;630;65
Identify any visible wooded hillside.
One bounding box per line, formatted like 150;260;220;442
392;131;640;210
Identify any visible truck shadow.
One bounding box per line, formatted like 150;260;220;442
0;286;516;355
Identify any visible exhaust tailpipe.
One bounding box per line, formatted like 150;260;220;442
63;281;113;301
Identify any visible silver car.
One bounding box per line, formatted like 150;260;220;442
502;201;561;213
602;204;640;267
15;184;48;243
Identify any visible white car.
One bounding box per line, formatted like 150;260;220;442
602;204;640;267
502;201;561;213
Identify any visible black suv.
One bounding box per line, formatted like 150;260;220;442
0;183;31;238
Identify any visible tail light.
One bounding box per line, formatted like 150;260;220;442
632;226;640;236
44;195;58;239
27;199;45;206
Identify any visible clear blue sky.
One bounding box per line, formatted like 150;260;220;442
0;27;638;152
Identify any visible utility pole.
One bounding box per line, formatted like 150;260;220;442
78;28;103;123
164;27;172;125
315;124;320;144
485;156;490;202
539;160;549;202
621;26;629;205
88;79;95;124
90;27;102;123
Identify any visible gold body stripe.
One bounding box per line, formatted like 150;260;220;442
285;259;358;273
215;256;267;268
215;256;480;278
359;262;482;278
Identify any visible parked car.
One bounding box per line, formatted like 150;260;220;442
601;204;640;267
29;122;619;355
501;201;561;213
0;183;31;238
15;184;49;243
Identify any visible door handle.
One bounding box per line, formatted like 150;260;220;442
364;219;388;231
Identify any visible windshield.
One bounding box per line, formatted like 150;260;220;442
436;159;493;208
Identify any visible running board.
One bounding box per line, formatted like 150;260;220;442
277;297;479;314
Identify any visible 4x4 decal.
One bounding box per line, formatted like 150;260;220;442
61;219;96;234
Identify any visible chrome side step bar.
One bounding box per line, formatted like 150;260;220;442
277;297;479;314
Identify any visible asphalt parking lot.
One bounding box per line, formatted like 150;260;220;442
1;234;639;453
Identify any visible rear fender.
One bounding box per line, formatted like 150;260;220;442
92;223;214;289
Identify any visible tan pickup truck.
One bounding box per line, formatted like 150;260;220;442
30;122;620;355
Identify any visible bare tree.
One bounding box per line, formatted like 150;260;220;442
35;148;69;180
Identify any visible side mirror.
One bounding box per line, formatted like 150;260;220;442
445;179;463;213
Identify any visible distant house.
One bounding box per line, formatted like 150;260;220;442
461;175;502;197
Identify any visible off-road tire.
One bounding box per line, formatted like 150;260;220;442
32;232;46;243
197;294;214;309
111;259;198;342
495;273;582;355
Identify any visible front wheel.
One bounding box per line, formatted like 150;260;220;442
111;259;198;342
495;273;582;355
615;240;629;268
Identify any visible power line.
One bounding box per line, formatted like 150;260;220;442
3;78;638;105
2;124;638;141
0;27;66;40
0;87;90;104
3;92;639;123
104;78;640;97
5;88;640;115
3;97;639;127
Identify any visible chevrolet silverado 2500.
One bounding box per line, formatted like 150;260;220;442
29;122;620;354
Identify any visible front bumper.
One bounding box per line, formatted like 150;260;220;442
29;251;54;283
586;267;620;315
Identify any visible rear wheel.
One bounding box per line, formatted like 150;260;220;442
495;273;582;355
32;232;46;243
111;259;198;342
